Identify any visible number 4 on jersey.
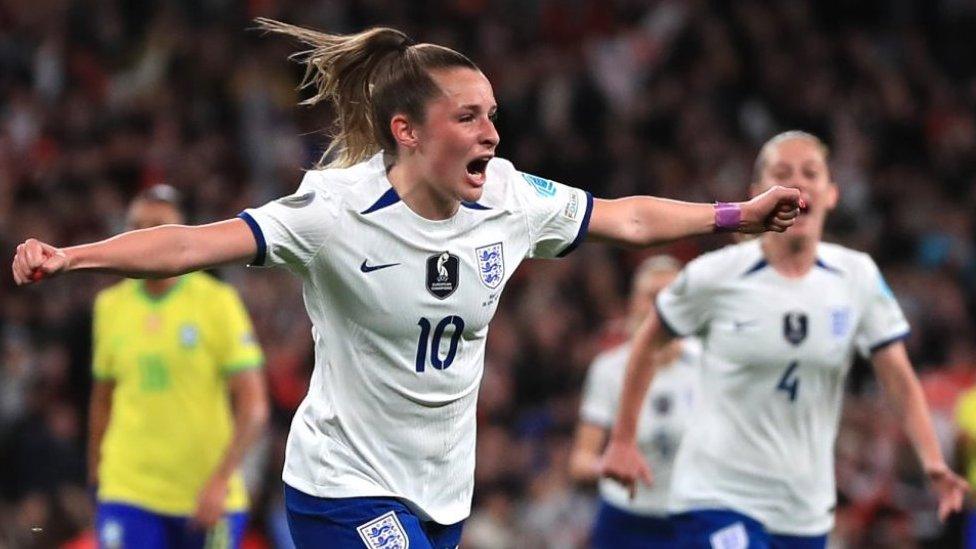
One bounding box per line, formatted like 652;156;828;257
776;360;800;402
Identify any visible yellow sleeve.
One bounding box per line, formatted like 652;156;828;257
91;293;114;380
216;287;264;375
956;390;976;437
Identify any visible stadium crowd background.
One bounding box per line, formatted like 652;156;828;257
1;0;974;547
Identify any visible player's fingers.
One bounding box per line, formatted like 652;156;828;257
23;240;45;269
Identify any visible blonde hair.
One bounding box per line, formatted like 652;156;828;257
751;130;830;184
256;18;478;168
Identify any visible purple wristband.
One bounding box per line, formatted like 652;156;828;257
714;202;741;232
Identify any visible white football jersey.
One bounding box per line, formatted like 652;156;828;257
657;238;909;535
240;153;592;524
580;338;701;515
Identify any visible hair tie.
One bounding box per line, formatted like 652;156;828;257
399;37;414;52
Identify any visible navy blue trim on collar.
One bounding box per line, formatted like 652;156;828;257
461;201;491;210
237;212;266;266
742;259;768;276
556;192;594;258
815;258;843;275
360;187;401;214
869;330;911;355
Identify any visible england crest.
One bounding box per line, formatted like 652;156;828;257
356;511;409;549
475;243;504;289
426;251;459;299
783;311;808;346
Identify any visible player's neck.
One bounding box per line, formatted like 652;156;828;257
761;234;819;278
144;277;180;297
386;158;459;221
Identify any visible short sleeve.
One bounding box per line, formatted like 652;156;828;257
854;257;910;357
511;170;593;259
91;293;114;380
238;171;338;271
655;260;714;337
579;350;624;427
215;288;264;375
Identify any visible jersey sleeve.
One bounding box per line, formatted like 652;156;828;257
508;167;593;259
214;288;265;375
579;352;623;427
91;293;114;380
655;258;716;337
854;256;910;357
237;170;338;272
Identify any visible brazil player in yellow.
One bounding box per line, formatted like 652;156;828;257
88;185;268;549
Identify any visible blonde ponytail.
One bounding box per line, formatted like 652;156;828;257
256;18;477;168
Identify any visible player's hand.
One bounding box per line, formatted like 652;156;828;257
599;439;653;500
739;186;804;234
925;463;969;522
11;238;67;285
192;475;229;529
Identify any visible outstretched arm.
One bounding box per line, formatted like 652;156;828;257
12;219;256;284
872;341;969;521
588;185;802;247
600;309;676;498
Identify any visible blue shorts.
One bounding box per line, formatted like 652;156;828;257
671;509;827;549
95;501;248;549
590;500;675;548
284;484;464;549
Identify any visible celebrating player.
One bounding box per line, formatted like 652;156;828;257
570;255;700;548
13;21;801;548
601;131;968;548
88;185;268;548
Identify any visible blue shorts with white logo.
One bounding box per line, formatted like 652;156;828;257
284;484;464;549
95;501;247;549
671;509;827;549
590;500;675;548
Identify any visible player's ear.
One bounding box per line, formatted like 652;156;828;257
390;114;420;150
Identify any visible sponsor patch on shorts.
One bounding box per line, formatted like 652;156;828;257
709;521;748;549
357;511;409;549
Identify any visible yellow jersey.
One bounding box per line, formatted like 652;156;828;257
956;387;976;489
93;272;264;515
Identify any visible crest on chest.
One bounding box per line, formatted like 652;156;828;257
783;311;808;346
426;251;459;299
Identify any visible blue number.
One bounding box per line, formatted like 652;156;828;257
415;318;431;372
415;316;465;372
776;360;800;402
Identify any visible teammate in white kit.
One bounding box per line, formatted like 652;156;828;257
601;131;969;548
570;255;701;548
12;21;803;549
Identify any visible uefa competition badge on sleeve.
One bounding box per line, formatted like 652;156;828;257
475;243;504;289
520;172;556;197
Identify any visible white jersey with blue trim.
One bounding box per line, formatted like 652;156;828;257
239;153;592;524
656;238;909;535
580;338;701;516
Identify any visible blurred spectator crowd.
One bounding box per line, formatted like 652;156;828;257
1;0;975;547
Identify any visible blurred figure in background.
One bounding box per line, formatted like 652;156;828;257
88;185;268;548
602;131;968;548
955;384;976;548
570;254;701;548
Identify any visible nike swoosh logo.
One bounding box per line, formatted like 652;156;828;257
733;319;759;331
360;260;400;273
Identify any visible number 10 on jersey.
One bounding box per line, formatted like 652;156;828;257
415;316;466;372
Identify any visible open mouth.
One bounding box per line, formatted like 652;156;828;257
465;156;492;179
